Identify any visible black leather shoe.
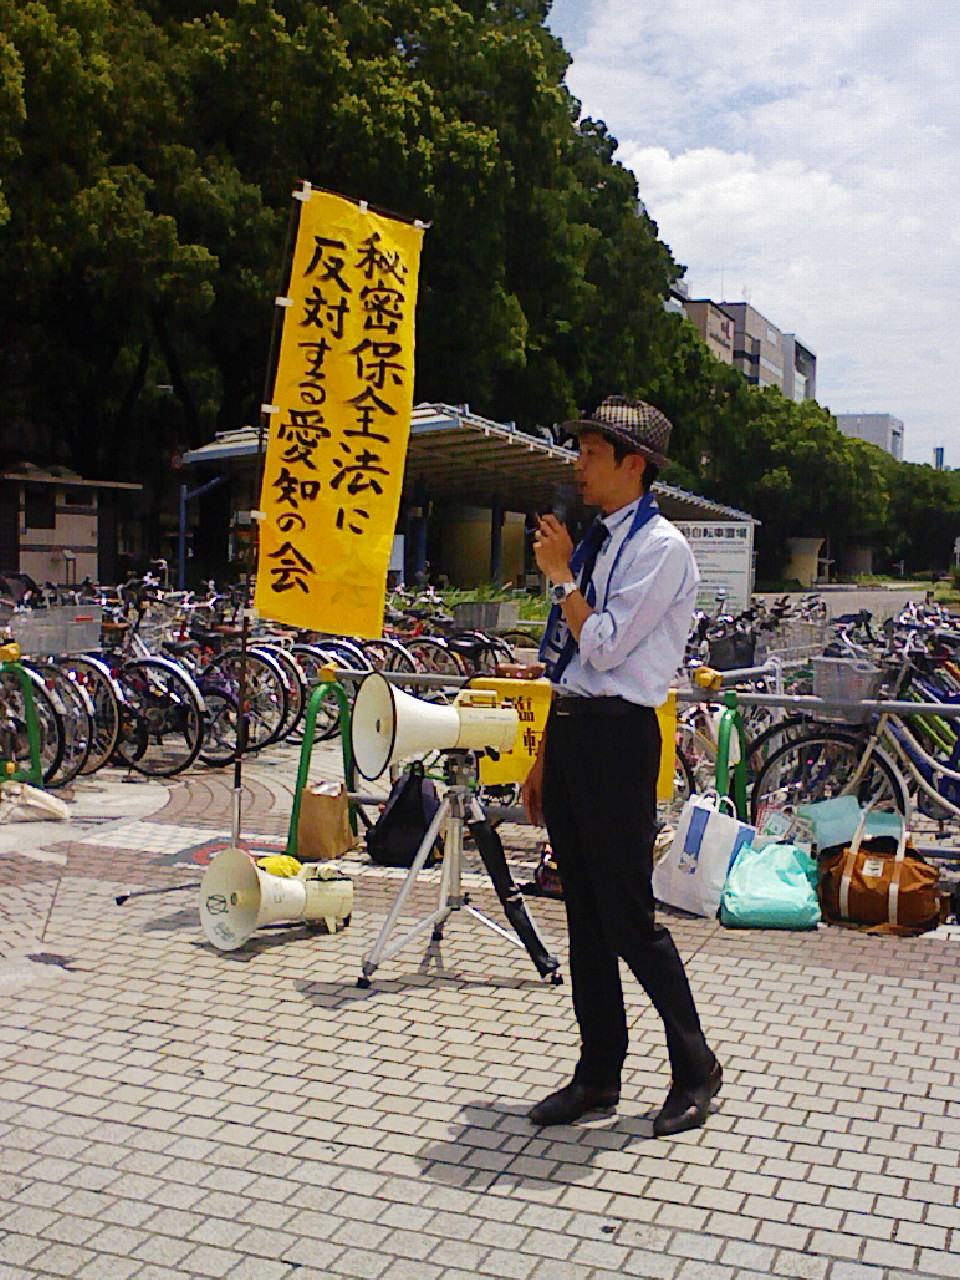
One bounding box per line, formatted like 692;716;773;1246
527;1081;619;1127
653;1059;723;1138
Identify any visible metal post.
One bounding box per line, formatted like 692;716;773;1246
286;679;354;857
177;475;226;590
178;484;187;592
414;480;428;584
0;656;43;785
715;690;748;820
490;491;503;586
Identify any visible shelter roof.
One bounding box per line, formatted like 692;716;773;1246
181;403;756;523
2;466;142;491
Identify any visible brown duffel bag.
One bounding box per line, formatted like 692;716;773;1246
819;808;943;936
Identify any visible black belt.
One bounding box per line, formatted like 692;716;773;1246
551;695;646;716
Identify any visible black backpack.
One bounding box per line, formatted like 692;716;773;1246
366;762;443;868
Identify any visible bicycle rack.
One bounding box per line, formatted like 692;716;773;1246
0;642;43;786
714;690;748;820
286;671;356;857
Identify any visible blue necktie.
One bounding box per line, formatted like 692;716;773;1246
576;518;609;601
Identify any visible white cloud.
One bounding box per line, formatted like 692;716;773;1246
547;0;960;463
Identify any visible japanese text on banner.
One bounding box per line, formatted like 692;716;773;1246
254;189;425;636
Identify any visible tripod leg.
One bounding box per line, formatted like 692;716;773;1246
433;797;467;940
359;794;451;985
466;799;561;980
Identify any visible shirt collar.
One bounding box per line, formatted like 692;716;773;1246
600;495;642;537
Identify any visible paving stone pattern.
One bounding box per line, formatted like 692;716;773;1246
1;742;960;1278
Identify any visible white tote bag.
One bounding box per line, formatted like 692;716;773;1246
652;794;755;918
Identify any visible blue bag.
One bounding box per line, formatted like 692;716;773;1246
719;842;821;929
796;795;861;851
797;796;906;852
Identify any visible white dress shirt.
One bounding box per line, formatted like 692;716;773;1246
555;496;699;706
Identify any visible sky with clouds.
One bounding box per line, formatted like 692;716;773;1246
546;0;958;465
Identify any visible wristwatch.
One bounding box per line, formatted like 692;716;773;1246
550;580;578;605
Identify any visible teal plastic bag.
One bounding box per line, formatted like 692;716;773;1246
797;797;904;851
796;795;861;850
719;842;821;929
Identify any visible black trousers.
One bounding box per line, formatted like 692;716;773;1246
542;701;713;1092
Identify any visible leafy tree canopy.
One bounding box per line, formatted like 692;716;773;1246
0;0;951;576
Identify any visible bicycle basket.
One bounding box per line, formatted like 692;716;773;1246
811;657;883;724
707;632;756;672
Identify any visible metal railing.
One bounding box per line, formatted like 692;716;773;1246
306;663;960;841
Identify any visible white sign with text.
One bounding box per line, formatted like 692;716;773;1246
676;522;754;613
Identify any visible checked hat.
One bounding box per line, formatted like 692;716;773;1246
565;395;672;467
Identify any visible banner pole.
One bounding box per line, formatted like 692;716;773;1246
231;611;250;848
250;185;304;601
227;189;301;850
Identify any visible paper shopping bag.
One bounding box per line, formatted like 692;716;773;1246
296;782;357;861
652;794;755;918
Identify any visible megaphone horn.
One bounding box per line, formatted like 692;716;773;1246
350;673;519;780
199;848;353;951
351;673;460;779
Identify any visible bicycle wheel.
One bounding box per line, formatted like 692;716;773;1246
60;655;124;775
0;669;65;785
301;639;371;741
211;648;288;751
497;630;540;651
365;637;418;675
29;662;93;786
288;644;339;743
198;686;239;766
470;642;502;675
677;723;718;796
253;643;305;742
744;715;817;780
750;729;906;826
405;637;468;701
115;658;204;776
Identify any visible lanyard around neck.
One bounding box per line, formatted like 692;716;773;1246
595;492;658;610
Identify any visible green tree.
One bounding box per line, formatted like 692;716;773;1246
875;458;960;574
3;0;941;586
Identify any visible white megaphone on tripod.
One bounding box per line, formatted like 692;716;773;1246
350;672;519;780
199;847;353;951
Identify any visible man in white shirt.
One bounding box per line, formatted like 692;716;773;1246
524;396;722;1136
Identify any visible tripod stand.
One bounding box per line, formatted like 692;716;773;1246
358;753;561;988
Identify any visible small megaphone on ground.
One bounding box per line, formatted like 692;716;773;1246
350;672;519;780
199;847;353;951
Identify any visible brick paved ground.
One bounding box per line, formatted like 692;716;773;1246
2;740;960;1279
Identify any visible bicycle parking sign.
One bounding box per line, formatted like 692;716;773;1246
676;521;754;613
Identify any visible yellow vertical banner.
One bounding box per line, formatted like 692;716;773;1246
254;188;425;636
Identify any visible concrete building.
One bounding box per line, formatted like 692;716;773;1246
683;300;735;364
664;279;689;317
0;464;142;585
711;302;817;402
782;334;817;403
835;413;904;461
718;301;787;391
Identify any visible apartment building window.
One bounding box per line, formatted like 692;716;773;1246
24;486;55;530
64;488;96;512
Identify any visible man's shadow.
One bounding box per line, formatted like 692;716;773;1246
414;1093;662;1192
